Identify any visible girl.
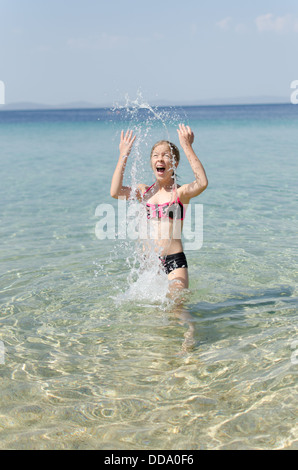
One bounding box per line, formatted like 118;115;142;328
110;124;208;291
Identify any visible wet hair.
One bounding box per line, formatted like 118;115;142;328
150;140;180;164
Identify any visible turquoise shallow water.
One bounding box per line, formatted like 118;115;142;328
0;103;297;449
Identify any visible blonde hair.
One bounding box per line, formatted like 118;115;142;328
150;140;180;164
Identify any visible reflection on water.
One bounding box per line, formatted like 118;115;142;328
1;270;297;449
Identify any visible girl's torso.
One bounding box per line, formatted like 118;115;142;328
140;183;186;257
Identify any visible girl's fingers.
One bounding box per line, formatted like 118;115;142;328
128;131;135;144
178;123;189;133
123;129;135;142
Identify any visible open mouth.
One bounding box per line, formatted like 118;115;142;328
156;167;166;175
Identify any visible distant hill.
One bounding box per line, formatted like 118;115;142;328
0;101;104;111
152;96;290;107
0;96;290;111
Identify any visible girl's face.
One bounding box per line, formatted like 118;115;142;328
151;143;178;181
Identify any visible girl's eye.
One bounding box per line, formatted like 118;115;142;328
152;153;171;159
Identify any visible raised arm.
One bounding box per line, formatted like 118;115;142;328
110;130;136;199
177;124;208;202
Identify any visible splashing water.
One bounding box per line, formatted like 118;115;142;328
112;248;171;307
109;92;187;307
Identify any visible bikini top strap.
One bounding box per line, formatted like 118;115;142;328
173;185;177;201
142;183;156;197
173;185;183;206
173;185;179;203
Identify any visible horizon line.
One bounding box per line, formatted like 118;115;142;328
0;97;291;112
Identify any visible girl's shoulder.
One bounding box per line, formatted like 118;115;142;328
176;184;190;205
135;183;153;202
139;183;156;196
137;183;150;194
176;184;183;196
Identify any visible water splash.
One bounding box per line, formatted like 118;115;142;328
110;92;186;306
112;249;171;308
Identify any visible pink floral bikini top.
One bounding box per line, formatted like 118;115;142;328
143;183;185;220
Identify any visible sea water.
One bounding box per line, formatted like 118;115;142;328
0;101;297;449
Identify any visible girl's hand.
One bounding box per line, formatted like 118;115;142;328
177;124;194;149
119;129;136;157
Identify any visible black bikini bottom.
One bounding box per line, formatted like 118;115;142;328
159;252;188;275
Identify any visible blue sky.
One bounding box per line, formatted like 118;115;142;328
1;0;297;105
